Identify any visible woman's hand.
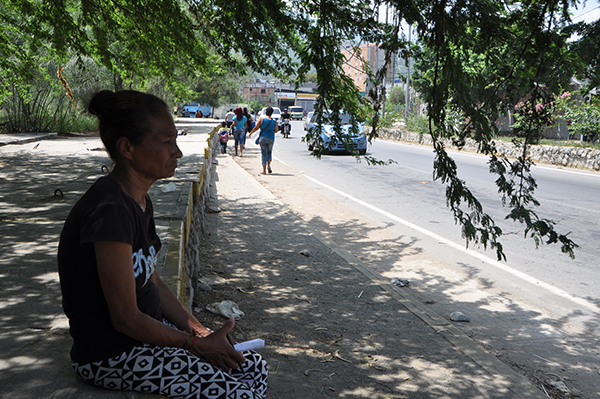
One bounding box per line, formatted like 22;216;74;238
189;318;246;371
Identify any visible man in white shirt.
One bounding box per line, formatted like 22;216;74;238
225;109;235;128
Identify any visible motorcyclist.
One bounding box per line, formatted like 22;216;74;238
280;109;291;137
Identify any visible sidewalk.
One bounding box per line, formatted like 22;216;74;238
0;126;547;398
0;124;217;399
194;151;547;398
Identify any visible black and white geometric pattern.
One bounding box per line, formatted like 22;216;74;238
73;345;268;399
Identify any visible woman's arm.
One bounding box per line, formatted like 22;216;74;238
151;272;211;336
94;241;245;370
95;241;188;345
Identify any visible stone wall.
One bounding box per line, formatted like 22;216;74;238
182;127;220;309
371;126;600;171
159;126;220;313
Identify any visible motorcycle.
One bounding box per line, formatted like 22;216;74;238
279;117;291;138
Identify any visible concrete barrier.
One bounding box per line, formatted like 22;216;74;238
370;126;600;171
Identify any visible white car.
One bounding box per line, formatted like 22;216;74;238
258;107;282;123
303;111;314;131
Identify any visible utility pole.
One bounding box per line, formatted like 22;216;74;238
405;24;411;118
391;8;397;90
382;4;389;115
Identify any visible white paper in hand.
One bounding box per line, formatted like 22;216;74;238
233;338;265;352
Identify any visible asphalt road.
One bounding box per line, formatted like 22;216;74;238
274;120;600;333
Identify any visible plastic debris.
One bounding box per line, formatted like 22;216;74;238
391;278;409;287
548;380;569;393
161;182;176;193
196;280;212;292
199;275;227;286
533;354;561;366
449;311;470;322
206;300;245;320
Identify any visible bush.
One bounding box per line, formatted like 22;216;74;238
54;112;98;133
387;86;406;107
406;114;429;134
555;92;600;142
378;110;403;128
249;100;266;113
0;58;107;134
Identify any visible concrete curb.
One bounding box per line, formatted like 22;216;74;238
0;133;57;146
161;125;220;304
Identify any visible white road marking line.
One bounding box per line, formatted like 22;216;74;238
304;174;600;313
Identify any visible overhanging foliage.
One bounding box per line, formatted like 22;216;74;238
2;0;593;259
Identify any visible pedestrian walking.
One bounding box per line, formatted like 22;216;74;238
249;106;278;175
225;109;235;128
243;107;253;136
218;121;230;154
231;107;248;157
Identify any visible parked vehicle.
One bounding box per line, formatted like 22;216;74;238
183;103;211;117
289;106;304;120
305;111;367;155
280;117;291;138
259;107;282;123
303;111;314;131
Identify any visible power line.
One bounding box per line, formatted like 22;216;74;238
572;6;600;21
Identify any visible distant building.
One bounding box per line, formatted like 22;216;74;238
243;84;276;106
341;43;394;96
242;81;318;113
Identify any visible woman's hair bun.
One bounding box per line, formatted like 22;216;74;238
88;90;114;116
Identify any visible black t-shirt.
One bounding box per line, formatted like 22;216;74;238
57;175;162;363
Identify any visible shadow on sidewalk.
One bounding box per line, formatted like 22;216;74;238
0;151;132;397
191;155;539;398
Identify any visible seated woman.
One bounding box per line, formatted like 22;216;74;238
57;90;267;398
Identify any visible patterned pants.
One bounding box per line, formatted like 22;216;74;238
73;345;268;398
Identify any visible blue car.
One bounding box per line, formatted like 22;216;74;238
305;111;367;155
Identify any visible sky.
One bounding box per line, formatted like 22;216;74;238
571;0;600;23
389;1;600;42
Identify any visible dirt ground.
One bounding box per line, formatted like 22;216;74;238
188;150;570;399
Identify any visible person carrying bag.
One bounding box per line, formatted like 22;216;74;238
249;107;278;175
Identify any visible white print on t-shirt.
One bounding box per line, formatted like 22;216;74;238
132;246;157;286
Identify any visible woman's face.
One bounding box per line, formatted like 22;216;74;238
130;110;183;181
